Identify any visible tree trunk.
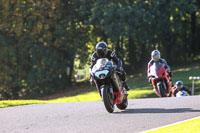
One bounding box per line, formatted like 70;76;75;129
102;31;108;43
115;37;120;57
191;11;196;57
120;36;124;62
68;55;75;85
127;36;136;72
163;33;173;65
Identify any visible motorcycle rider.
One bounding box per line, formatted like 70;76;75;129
170;81;191;97
89;42;130;91
147;50;172;83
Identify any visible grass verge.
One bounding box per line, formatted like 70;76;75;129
0;63;200;108
145;117;200;133
0;100;47;108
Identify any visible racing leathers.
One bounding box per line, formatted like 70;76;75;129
147;58;172;82
170;86;191;97
89;49;130;91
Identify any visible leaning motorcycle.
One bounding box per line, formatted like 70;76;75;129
91;58;128;113
149;62;171;97
176;90;190;97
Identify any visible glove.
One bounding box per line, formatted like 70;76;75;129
167;71;173;77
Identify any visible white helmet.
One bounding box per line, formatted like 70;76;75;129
151;50;160;61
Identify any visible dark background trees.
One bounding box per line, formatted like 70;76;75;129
0;0;199;99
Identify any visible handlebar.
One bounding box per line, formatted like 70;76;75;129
113;65;121;72
148;75;156;78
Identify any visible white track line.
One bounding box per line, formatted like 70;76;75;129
140;116;200;133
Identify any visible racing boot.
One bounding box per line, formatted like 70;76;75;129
120;70;130;91
123;82;130;91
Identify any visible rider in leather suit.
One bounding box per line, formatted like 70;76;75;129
89;42;130;91
170;81;191;97
147;50;172;83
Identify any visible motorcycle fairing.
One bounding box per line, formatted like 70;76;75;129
149;62;166;78
149;62;170;96
95;70;109;79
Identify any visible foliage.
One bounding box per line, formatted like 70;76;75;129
0;0;90;99
0;0;200;99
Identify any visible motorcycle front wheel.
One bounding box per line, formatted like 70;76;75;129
101;86;114;113
158;83;167;97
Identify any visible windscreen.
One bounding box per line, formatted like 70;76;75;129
92;58;109;73
149;62;165;78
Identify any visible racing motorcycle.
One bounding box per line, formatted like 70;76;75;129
91;58;128;113
148;62;171;97
176;90;190;97
170;86;191;97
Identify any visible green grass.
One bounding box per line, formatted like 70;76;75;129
49;91;101;102
172;64;200;95
1;64;199;133
0;100;47;108
145;117;200;133
0;63;200;108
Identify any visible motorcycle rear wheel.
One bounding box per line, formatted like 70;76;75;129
101;86;114;113
116;97;128;110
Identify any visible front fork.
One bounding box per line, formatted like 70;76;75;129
151;78;170;96
94;79;114;99
109;87;114;99
93;79;101;97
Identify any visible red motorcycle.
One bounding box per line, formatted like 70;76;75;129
148;62;171;97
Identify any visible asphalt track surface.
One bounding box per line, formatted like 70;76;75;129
1;96;200;133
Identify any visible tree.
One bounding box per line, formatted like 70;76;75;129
0;0;91;99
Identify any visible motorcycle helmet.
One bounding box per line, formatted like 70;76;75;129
175;81;183;88
95;42;108;57
151;50;160;61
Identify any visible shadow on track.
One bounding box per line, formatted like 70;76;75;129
115;108;200;114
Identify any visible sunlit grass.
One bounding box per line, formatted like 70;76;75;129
0;89;156;108
0;88;155;108
0;63;200;108
0;100;47;108
172;64;200;95
173;67;192;72
145;117;200;133
128;90;156;99
49;91;101;102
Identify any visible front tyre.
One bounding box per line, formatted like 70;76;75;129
157;83;167;97
116;97;128;110
101;86;114;113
